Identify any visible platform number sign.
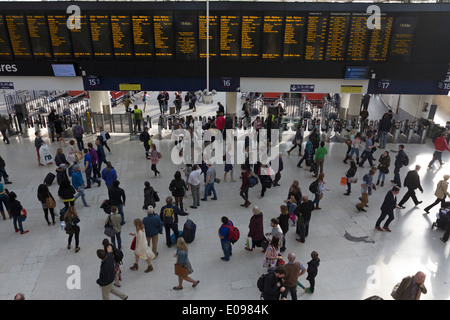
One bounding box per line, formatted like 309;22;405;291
438;80;450;91
377;79;391;91
86;76;101;88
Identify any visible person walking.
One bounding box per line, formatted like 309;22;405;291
313;141;327;178
345;132;362;165
376;151;391;187
9;192;28;235
83;148;101;189
54;115;66;147
143;206;162;257
287;125;303;156
201;163;217;201
108;180;126;225
278;205;289;252
72;121;84;151
397;165;423;209
96;246;128;300
344;161;358;196
359;132;376;167
392;271;427;300
239;164;251;208
280;252;307;300
428;131;449;168
98;126;111;153
272;153;283;187
173;237;200;290
157;91;165;114
218;216;234;261
187;164;201;209
169;171;188;211
106;206;122;249
58;179;76;210
71;164;89;207
149;144;161;177
160;196;190;248
129;218;155;273
312;173;328;210
424;175;450;213
245;206;264;251
101;162;117;192
95;138;107;174
34;131;46;166
392;144;407;187
375;186;401;232
143;181;157;211
305;251;320;294
263;237;283;271
37;183;56;225
0;115;10;144
139;127;152;159
295;195;315;243
356;168;377;213
297;138;313;168
64;206;80;252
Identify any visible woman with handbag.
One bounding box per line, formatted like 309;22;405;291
376;151;391;187
263;237;283;272
9;191;29;235
173;237;200;290
149;144;161;177
287;126;303;156
344;161;358;196
37;183;56;225
64;206;80;252
129;218;154;273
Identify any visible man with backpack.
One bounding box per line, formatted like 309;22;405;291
159;196;189;248
72;121;84;151
258;266;287;300
218;216;239;261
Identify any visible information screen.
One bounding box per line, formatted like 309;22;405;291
241;14;262;60
389;16;418;61
199;13;219;59
5;15;33;60
305;13;328;61
153;12;175;60
90;15;114;59
262;14;284;60
174;12;198;60
367;15;393;62
70;15;93;59
347;13;370;61
111;15;133;59
47;14;73;59
324;12;350;62
132;15;154;59
283;14;306;60
0;15;13;60
220;13;240;60
26;15;52;59
52;63;76;76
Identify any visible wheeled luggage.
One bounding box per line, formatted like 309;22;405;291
44;173;56;186
182;219;197;243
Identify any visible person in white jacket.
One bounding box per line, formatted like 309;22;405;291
129;218;155;273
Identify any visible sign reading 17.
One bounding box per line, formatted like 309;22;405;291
378;80;390;90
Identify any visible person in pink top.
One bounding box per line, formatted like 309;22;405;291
150;144;161;177
428;131;450;168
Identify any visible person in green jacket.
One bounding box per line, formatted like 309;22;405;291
313;141;327;178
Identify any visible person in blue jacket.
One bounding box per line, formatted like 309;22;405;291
72;164;89;207
102;162;118;191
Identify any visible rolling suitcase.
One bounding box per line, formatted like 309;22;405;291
183;219;197;243
170;106;176;115
44;173;56;186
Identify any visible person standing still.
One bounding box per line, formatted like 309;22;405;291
280;252;307;300
201;163;217;201
218;216;233;261
187;164;202;209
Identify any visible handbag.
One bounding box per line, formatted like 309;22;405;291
104;217;115;238
45;196;56;209
130;236;136;250
21;208;27;222
174;263;188;278
340;177;347;186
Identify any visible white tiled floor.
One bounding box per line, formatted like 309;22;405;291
0;93;448;300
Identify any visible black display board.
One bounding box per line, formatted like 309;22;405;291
262;13;284;60
110;15;133;59
47;14;73;59
325;12;350;62
132;15;154;59
0;15;13;60
347;13;370;62
90;14;114;59
5;14;33;60
240;13;262;60
26;14;52;59
283;14;306;60
153;11;175;60
174;11;198;60
220;12;240;60
198;12;220;59
70;14;93;59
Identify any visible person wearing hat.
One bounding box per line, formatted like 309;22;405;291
424;175;450;213
56;163;69;186
142;206;163;257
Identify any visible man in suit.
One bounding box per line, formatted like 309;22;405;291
375;186;401;232
398;165;423;209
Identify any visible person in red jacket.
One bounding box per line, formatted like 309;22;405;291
428;132;450;168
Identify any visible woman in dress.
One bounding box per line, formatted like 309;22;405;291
37;183;56;225
129;218;154;273
172;237;200;290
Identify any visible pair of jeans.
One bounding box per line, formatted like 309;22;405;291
74;186;88;206
203;183;217;200
85;166;101;188
240;186;249;204
190;184;200;207
377;171;386;183
68;225;80;248
76;137;84;151
111;231;122;249
13;215;24;232
428;151;443;167
393;166;402;187
347;147;359;161
297;221;310;242
164;223;179;246
378;131;388;148
221;240;232;260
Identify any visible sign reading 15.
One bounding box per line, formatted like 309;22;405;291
87;76;101;87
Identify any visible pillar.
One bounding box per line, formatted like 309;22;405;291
226;92;238;127
89;91;111;114
340;93;361;120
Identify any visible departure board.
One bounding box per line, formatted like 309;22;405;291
132;15;154;59
283;15;306;60
199;13;219;59
70;15;93;59
26;15;52;59
47;15;73;59
5;15;33;60
305;13;328;61
241;14;262;60
262;15;284;60
367;15;393;62
0;15;13;60
110;15;133;59
174;12;198;60
389;16;418;61
90;15;114;59
347;13;370;61
220;14;240;60
324;12;350;62
153;13;175;59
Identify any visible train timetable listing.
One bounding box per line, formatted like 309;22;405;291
90;15;113;59
0;15;13;60
347;13;370;61
199;14;219;59
70;15;93;58
47;15;73;59
153;13;174;59
110;15;133;59
5;15;32;60
367;15;393;62
175;13;198;60
241;15;262;60
132;15;154;58
262;15;284;60
283;15;306;60
26;15;52;59
305;13;328;61
220;14;240;60
389;16;418;60
325;13;350;61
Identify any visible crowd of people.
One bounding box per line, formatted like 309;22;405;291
2;95;449;301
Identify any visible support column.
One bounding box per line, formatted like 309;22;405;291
226;92;238;127
89;91;111;114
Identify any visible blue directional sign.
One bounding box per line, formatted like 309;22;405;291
0;82;14;89
290;84;315;92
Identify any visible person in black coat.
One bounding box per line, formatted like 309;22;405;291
108;180;126;225
169;171;188;211
9;191;28;234
37;183;56;225
378;113;392;149
262;266;286;300
96;246;128;300
391;145;407;187
398;165;423;209
375;186;401;232
295;196;315;243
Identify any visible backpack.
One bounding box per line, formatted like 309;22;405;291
402;154;409;167
257;273;268;293
112;245;124;265
73;126;83;138
223;223;240;244
163;207;175;225
309;180;319;194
